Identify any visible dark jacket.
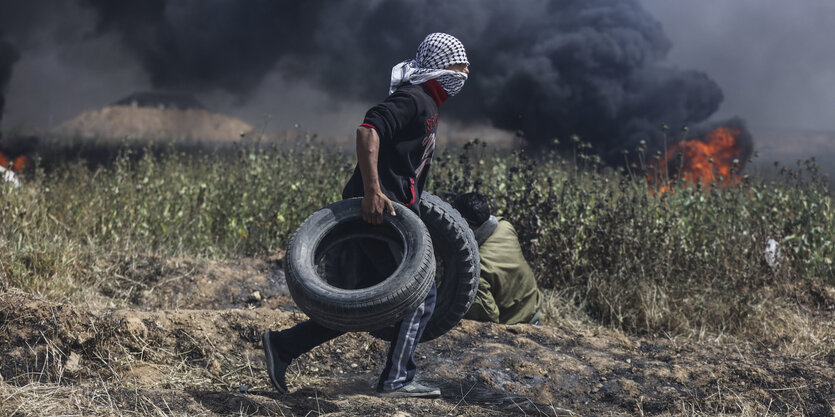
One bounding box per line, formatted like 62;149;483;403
342;80;447;209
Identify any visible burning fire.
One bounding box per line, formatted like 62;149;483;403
650;126;745;191
0;152;27;172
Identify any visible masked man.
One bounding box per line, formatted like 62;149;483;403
262;33;469;398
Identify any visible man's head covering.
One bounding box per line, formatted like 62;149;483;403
415;33;469;69
389;33;469;96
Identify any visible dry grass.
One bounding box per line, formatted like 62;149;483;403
0;380;204;417
0;289;302;416
540;285;835;360
1;136;833;409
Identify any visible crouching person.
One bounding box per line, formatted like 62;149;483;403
453;192;543;325
262;33;470;398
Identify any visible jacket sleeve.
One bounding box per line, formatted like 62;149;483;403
464;276;501;323
362;90;417;143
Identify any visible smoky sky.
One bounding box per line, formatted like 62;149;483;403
641;0;835;133
0;35;20;134
2;0;739;163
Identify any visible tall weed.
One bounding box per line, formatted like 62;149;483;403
1;137;831;340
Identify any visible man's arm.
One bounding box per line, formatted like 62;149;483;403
356;126;396;225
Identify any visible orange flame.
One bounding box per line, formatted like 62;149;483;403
0;152;28;172
650;126;744;191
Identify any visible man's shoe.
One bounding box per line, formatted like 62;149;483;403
378;381;441;398
261;331;289;393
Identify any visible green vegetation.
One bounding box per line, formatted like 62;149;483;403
1;136;832;348
435;140;832;345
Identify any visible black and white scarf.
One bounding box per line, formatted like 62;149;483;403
389;32;469;96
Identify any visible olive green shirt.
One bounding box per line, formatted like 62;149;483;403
465;218;542;325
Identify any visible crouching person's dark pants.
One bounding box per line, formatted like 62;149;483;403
275;239;437;391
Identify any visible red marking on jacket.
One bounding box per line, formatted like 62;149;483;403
424;114;438;133
360;122;378;132
406;177;416;207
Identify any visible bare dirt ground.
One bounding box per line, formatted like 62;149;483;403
2;255;834;416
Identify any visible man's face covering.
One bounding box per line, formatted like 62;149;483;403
389;33;469;96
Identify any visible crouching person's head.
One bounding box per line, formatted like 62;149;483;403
452;192;491;230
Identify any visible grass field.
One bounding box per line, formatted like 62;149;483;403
1;135;832;355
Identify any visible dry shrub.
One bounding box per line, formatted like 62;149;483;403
1;136;832;352
432;140;833;349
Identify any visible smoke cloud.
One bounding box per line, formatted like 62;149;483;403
0;35;21;136
3;0;731;163
642;0;835;133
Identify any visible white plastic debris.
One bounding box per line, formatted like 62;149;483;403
764;238;782;269
0;165;20;188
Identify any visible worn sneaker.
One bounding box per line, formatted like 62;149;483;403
378;381;441;398
261;331;289;393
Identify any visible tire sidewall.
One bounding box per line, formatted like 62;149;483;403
285;198;435;332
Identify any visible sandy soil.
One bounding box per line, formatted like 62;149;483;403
1;256;834;416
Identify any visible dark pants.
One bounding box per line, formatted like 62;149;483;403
276;238;437;391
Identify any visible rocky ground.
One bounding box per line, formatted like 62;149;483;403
1;256;834;416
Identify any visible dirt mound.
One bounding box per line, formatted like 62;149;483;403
3;258;835;416
54;105;253;141
98;255;293;311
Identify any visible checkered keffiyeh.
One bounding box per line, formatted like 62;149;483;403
389;33;469;96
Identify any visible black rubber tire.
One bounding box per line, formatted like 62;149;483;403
372;192;480;342
285;198;436;332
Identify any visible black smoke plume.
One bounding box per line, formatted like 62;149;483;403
0;35;20;138
9;0;734;163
